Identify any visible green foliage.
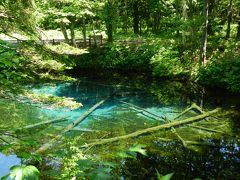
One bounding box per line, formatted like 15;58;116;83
156;171;174;180
46;42;88;55
0;0;37;35
129;144;147;156
150;45;186;78
0;41;31;87
115;144;148;159
59;143;116;179
76;43;159;71
24;92;83;110
198;52;240;92
1;165;40;180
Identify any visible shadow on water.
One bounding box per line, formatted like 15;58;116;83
0;72;240;179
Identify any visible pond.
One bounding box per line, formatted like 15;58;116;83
0;74;240;179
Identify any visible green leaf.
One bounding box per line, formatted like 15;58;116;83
156;171;174;180
22;165;40;180
115;152;136;159
1;173;10;180
7;165;40;180
9;166;23;180
129;144;147;156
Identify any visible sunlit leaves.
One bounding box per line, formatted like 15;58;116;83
156;171;174;180
1;165;40;180
115;143;148;159
129;144;147;156
0;0;37;35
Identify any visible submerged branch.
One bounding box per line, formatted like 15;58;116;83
36;92;115;154
173;103;204;120
81;108;221;148
118;100;165;121
187;124;225;134
16;116;70;131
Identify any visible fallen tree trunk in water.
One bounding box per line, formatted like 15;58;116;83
173;103;204;120
157;137;220;147
36;92;115;153
81;108;221;148
16;116;70;131
118;100;165;121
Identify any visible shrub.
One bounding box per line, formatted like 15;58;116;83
75;43;159;71
197;53;240;92
150;45;186;78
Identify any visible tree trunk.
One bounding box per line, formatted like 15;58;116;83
153;13;160;34
106;23;113;43
181;0;187;43
237;13;240;40
36;92;115;153
106;0;113;42
225;0;233;39
200;0;209;65
16;116;69;131
82;18;87;48
207;0;215;35
118;100;165;121
133;1;139;34
123;0;128;33
175;0;181;37
82;108;221;148
60;21;69;44
70;22;77;47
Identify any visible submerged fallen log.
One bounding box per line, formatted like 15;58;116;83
36;92;115;153
188;124;224;134
16;116;70;131
118;100;165;121
81;108;221;148
157;137;219;147
173;103;204;120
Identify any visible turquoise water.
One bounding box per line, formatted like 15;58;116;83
0;77;240;179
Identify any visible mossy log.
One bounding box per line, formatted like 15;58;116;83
118;100;165;121
188;124;224;134
16;116;70;131
36;93;115;153
81;108;221;148
173;103;204;120
157;137;219;147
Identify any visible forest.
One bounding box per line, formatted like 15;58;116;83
0;0;240;179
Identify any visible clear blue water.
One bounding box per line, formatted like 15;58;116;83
0;154;20;177
0;77;240;179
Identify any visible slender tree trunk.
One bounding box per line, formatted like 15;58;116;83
92;23;97;46
175;0;181;37
70;23;76;47
226;0;233;39
207;0;215;35
82;18;87;48
133;1;139;34
181;0;187;43
106;0;113;42
200;0;209;65
107;23;113;42
237;12;240;40
124;0;128;33
153;13;160;34
60;21;69;44
139;19;142;35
